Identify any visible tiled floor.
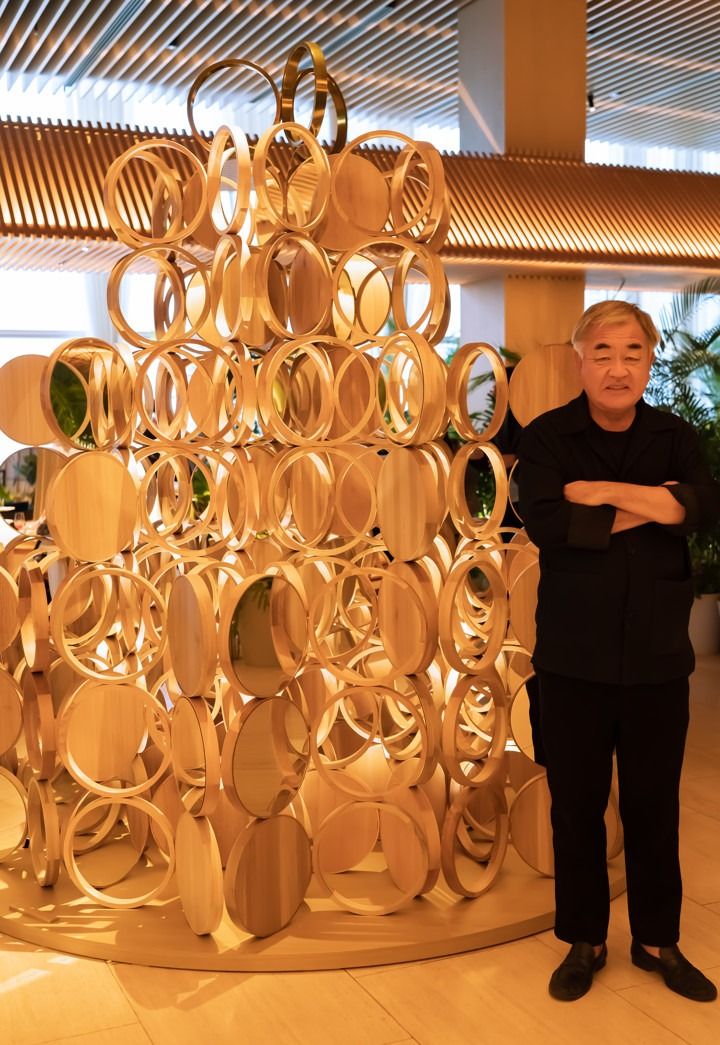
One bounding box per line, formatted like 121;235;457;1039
2;657;719;1045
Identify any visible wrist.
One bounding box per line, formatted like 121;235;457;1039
599;481;617;505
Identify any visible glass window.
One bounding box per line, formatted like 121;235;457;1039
0;270;90;333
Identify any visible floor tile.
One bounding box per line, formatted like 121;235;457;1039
686;704;720;756
348;955;445;979
680;806;720;905
0;948;139;1045
618;964;720;1045
0;656;718;1045
536;896;720;991
689;657;720;709
48;1028;151;1045
681;771;720;822
112;964;409;1045
355;937;687;1045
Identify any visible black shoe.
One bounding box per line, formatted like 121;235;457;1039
549;941;607;1001
631;940;718;1002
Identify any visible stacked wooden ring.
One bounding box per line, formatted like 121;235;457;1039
0;41;549;942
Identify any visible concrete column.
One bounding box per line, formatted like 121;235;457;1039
459;0;585;158
458;0;587;354
459;275;505;349
504;274;585;355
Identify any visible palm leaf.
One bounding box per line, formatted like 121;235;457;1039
693;321;720;352
659;276;720;341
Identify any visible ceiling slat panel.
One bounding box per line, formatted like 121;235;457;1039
1;3;720;155
587;0;720;150
0;0;463;132
1;117;718;274
44;0;121;79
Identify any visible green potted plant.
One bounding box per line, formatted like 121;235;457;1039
647;277;720;653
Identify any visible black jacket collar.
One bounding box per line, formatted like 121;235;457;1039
554;392;677;435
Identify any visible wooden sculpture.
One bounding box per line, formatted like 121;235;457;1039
0;40;575;951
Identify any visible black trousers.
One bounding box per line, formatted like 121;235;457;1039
536;671;690;948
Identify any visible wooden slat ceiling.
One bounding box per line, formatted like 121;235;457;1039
586;0;720;152
0;0;460;128
2;118;718;274
0;2;719;152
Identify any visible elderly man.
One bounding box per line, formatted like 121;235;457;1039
518;300;720;1002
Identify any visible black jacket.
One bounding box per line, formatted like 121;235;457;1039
518;392;720;685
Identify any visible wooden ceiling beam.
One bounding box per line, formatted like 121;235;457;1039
0;116;718;274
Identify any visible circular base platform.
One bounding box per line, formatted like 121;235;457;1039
0;848;627;971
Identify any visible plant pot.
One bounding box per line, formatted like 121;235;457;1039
688;593;720;656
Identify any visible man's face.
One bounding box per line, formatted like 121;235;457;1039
576;318;654;419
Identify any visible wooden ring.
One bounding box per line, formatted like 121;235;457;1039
62;795;175;908
186;59;280;148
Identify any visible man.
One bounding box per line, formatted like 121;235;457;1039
518;299;720;1003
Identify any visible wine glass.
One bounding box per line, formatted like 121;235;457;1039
13;510;25;531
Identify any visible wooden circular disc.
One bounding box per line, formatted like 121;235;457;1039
314;800;429;914
509;560;539;651
219;574;307;698
509;676;536;761
377;447;443;561
441;674;507;788
0;766;27;860
437;554;508;675
315;153;390;251
207;785;251;867
56;681;154;792
224;815;312;938
27;777;61;886
508;343;583;427
18;563;51;672
441;782;509;898
75;837;142;889
606;787;624;860
300;770;378;873
287;243;333;335
506;748;545;793
171;695;220;817
510;773;625;876
150;775;184;854
0;567;19;651
184;168;220;251
381;787;440;895
46;451;137;562
221;697;310;818
0;355;56;444
288;452;334;540
22;668;56;779
509;772;554;876
0;668;23;755
377;561;437;675
176;812;224;935
167;575;217;695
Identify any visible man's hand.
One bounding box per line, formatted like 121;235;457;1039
563;480;686;525
563;481;610;506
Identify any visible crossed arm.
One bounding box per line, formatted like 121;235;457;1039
564;481;685;532
518;419;720;551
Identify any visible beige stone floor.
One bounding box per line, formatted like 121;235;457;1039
2;657;719;1045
